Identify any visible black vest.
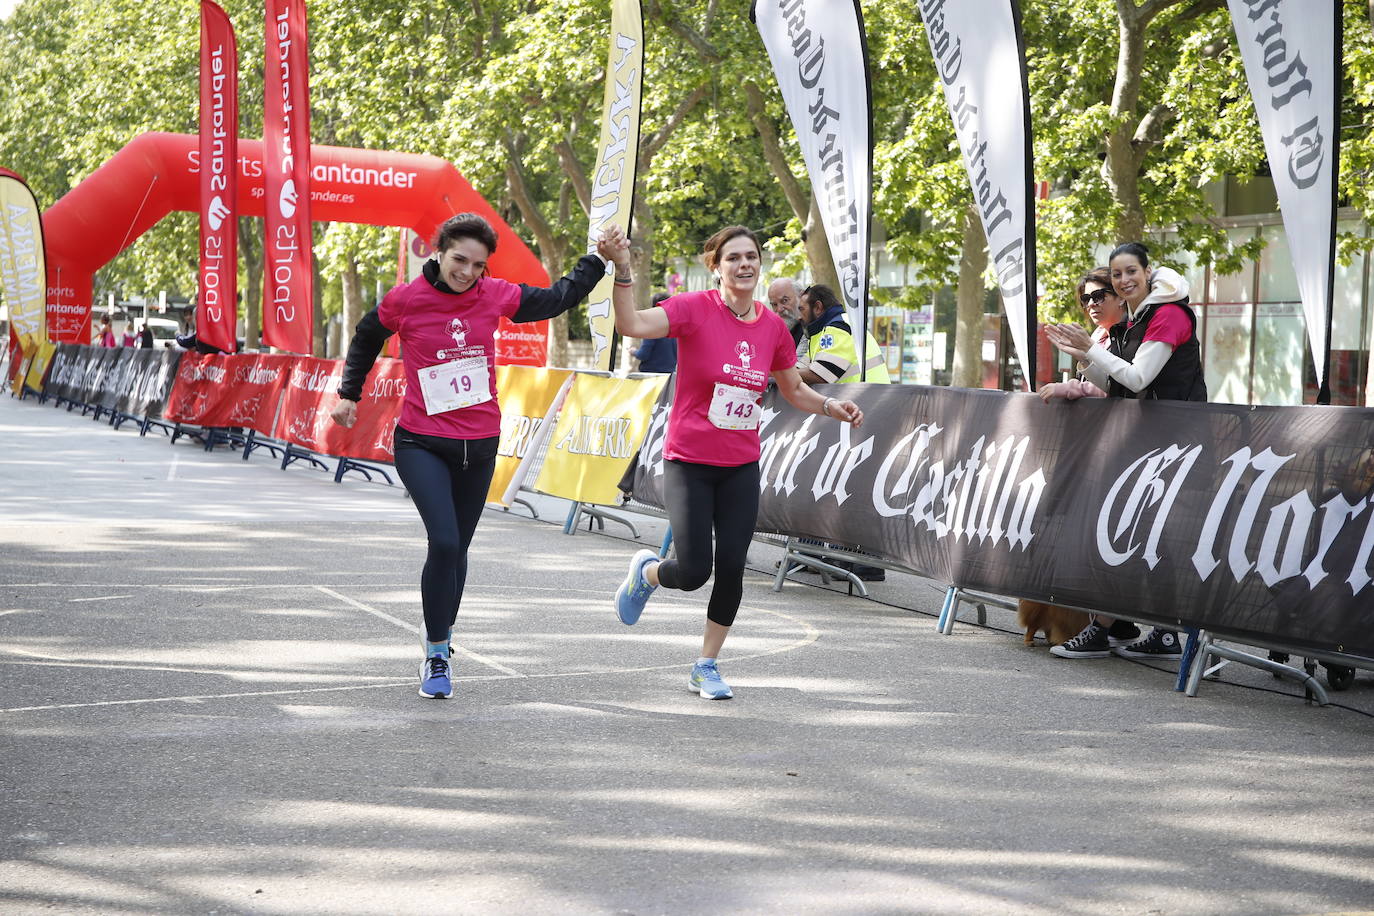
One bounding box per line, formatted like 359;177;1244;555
1106;300;1207;402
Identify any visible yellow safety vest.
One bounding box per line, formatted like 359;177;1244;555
807;322;891;383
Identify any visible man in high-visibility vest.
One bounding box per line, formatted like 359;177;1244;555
797;284;891;384
796;284;891;582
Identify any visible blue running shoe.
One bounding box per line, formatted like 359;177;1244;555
419;655;452;699
688;660;733;700
615;549;658;625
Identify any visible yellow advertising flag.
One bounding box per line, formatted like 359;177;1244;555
0;169;48;358
534;373;667;506
583;0;644;371
487;365;576;504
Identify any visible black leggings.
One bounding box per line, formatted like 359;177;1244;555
392;426;499;643
657;458;760;628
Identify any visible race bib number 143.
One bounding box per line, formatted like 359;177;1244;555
708;382;760;430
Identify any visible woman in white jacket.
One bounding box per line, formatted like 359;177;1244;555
1047;242;1206;403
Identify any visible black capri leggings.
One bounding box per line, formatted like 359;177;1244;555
657;458;760;628
392;426;499;643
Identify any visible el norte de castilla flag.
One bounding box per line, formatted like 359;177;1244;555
753;0;875;372
1227;0;1339;400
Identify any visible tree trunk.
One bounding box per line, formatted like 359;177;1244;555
341;254;362;346
803;197;841;292
1104;7;1149;244
1103;0;1214;243
504;146;573;368
239;219;261;351
311;237;327;358
952;204;988;388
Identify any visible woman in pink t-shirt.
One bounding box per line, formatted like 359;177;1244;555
96;316;116;348
599;223;864;700
331;213;612;700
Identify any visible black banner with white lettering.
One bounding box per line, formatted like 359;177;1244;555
630;385;1374;659
43;345;183;418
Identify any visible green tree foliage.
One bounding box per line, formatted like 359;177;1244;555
1;0;1370;366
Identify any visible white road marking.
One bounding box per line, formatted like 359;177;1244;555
0;583;821;714
0;680;416;713
166;453;179;481
313;585;526;678
68;594;134;603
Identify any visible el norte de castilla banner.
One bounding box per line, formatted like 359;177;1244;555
630;384;1374;660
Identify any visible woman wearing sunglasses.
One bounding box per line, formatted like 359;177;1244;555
1036;266;1140;656
1037;266;1123;402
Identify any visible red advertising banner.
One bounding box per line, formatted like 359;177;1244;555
273;356;401;462
199;0;239;353
262;0;313;354
163;352;233;424
496;318;549;367
273;357;340;450
317;357;405;462
199;353;292;432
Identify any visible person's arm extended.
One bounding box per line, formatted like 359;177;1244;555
339;309;394;401
771;366;862;426
1084;340;1172;393
333;309;395;427
596;224;670;340
511;253;609;323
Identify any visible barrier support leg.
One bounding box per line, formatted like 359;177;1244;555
1185;639;1329;706
1176;627;1202;692
937;586;957;633
563;501;583;535
1183;630;1214;697
579;505;640;538
659;526;673;559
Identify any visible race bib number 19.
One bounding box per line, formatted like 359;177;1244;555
708;382;760;430
419;356;492;415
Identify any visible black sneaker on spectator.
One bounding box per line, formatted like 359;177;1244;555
1113;628;1182;658
1106;619;1142;647
1050;622;1111;658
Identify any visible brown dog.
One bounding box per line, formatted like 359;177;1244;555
1017;599;1090;647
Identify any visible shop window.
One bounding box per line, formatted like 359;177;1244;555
1252;302;1306;405
1257;224;1301;302
1208;227;1257;303
1332;221;1368;351
1203;303;1253;404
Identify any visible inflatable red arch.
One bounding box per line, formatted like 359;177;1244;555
41;131;548;344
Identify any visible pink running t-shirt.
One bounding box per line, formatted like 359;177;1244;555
661;289;797;467
1140;302;1194;348
378;273;522;439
